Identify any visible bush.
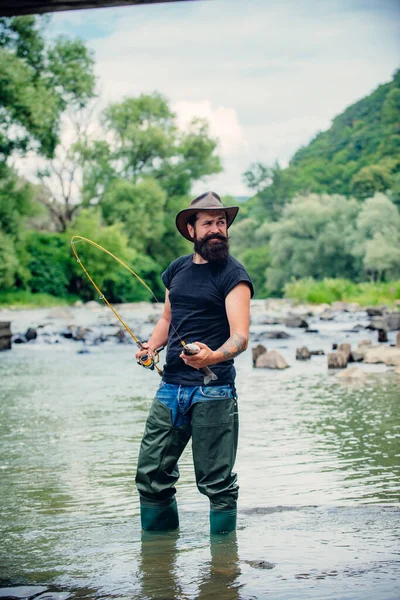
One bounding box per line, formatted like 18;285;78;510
24;231;71;297
284;277;400;306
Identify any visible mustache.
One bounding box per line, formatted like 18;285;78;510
202;232;229;242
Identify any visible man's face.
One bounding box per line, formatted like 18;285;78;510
187;211;229;263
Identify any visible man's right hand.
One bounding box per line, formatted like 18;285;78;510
135;342;153;364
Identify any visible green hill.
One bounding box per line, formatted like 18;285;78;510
243;69;400;222
290;69;400;199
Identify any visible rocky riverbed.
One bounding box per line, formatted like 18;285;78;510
1;299;399;376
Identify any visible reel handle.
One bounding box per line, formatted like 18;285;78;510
137;343;164;371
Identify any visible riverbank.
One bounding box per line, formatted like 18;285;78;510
1;278;400;310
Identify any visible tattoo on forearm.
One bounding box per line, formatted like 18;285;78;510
218;333;247;360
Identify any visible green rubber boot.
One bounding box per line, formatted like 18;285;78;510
140;498;179;531
210;509;237;534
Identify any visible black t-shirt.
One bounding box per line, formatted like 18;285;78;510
161;254;254;386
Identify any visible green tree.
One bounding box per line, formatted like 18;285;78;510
78;93;221;272
353;193;400;280
363;232;400;281
266;194;360;293
67;209;157;302
80;93;221;203
0;16;95;159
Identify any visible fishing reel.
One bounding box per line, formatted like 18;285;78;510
137;342;164;376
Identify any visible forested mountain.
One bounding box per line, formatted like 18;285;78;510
290;69;400;199
242;70;400;223
232;70;400;296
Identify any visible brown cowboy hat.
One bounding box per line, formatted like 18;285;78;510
176;191;239;241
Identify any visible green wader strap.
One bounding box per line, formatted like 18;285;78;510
140;498;179;531
210;509;237;534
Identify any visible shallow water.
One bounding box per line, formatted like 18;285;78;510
0;306;399;599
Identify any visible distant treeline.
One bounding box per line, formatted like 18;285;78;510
0;16;399;305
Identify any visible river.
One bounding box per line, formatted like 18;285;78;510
0;303;399;600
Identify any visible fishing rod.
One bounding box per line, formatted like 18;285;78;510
70;236;217;383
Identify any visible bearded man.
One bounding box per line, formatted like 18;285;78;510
135;191;253;534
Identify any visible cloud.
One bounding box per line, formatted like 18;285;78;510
173;100;247;155
43;0;400;197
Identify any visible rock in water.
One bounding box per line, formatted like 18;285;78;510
350;349;364;362
396;331;400;348
378;329;388;343
296;346;311;360
283;316;309;328
255;350;289;369
252;344;267;367
337;343;351;362
386;312;400;330
25;327;37;341
328;352;348;369
336;367;367;380
364;346;400;366
358;339;372;347
0;321;12;351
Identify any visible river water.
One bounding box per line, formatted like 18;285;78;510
0;304;399;600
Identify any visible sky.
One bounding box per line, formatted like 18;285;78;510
33;0;400;196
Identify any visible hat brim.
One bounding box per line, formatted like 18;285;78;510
176;206;239;242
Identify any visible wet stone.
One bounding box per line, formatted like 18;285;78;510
245;559;276;570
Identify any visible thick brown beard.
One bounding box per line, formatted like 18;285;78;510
194;232;229;263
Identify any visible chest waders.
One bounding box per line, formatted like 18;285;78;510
135;384;239;534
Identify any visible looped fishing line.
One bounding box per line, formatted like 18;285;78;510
70;236;186;374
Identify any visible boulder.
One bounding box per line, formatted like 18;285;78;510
283;316;309;328
310;349;325;355
377;329;388;343
296;346;311;360
320;310;335;321
328;352;348;369
252;344;267;367
367;312;400;332
336;367;367;380
386;312;400;331
73;327;92;341
337;343;351;361
255;350;289;369
12;334;27;344
305;328;319;333
358;339;372;347
259;316;282;325
367;316;388;331
331;301;347;311
366;307;386;316
350;349;364;363
363;345;400;367
0;321;12;351
396;332;400;348
255;330;291;340
25;327;37;341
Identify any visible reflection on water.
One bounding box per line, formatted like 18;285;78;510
139;532;240;600
0;341;399;599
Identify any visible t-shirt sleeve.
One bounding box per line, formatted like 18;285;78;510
222;265;254;299
161;264;173;289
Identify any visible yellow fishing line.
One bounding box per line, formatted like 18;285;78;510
70;235;164;374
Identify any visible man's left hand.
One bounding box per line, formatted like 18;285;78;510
180;342;215;369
